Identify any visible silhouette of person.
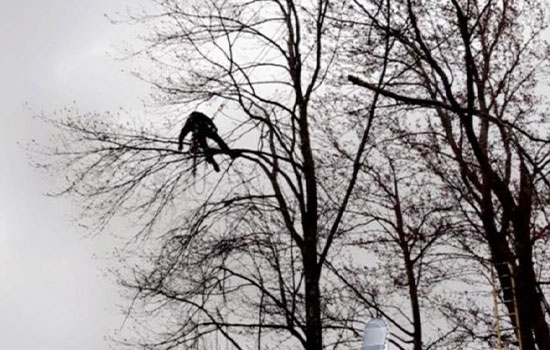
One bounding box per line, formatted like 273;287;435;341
178;111;232;172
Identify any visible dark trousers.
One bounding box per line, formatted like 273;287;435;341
195;131;230;171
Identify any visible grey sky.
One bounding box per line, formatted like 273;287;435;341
0;1;150;349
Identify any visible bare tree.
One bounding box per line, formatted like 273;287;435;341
43;0;395;349
321;104;495;349
347;0;550;348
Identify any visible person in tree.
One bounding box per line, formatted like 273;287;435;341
177;111;233;172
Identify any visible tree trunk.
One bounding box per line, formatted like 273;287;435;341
394;194;423;350
513;163;550;350
297;85;322;350
303;244;322;350
515;251;550;350
404;250;422;350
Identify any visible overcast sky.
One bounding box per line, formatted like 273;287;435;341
0;1;150;349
